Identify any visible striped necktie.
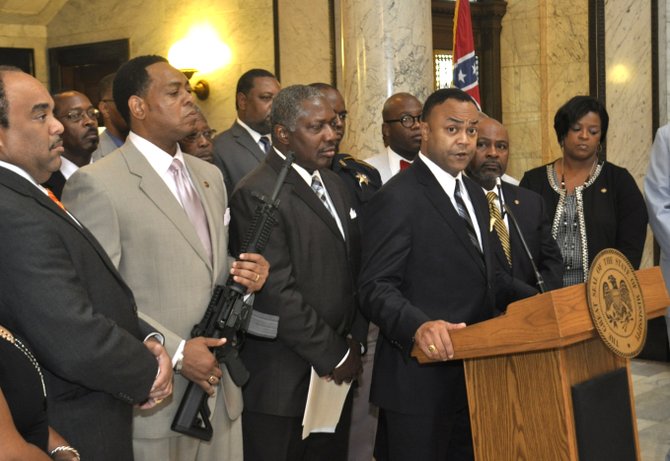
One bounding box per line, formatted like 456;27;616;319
310;174;337;219
454;179;482;254
487;191;511;266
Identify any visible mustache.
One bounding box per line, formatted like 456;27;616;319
84;127;99;137
49;137;63;150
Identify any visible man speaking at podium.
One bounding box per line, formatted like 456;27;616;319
359;88;496;461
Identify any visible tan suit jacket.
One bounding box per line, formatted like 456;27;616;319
62;141;243;443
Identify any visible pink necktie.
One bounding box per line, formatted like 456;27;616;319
169;158;212;262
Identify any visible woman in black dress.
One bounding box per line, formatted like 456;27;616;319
0;325;79;460
520;96;647;286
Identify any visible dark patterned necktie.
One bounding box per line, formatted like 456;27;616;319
454;179;482;254
259;136;271;154
487;191;511;266
311;174;337;219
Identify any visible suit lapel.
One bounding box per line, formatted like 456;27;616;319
233;122;266;164
322;171;350;243
414;160;486;274
267;152;345;242
121;144;212;270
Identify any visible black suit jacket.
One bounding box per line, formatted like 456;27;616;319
43;169;66;199
0;168;157;461
229;150;367;418
358;158;496;416
493;182;564;309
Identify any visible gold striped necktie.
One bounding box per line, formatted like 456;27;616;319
486;191;511;266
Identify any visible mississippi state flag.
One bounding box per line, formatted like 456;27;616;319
453;0;481;106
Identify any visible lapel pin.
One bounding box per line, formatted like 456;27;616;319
203;181;210;188
601;188;607;193
514;199;520;205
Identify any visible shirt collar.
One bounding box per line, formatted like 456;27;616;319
418;152;462;197
128;131;187;175
274;147;319;187
0;160;49;196
237;118;263;144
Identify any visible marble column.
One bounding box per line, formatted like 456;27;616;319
336;0;433;158
604;0;653;268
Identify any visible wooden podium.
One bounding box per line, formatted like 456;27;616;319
412;267;670;460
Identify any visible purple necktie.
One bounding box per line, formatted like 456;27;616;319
169;158;212;262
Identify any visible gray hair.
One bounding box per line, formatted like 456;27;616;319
271;85;324;131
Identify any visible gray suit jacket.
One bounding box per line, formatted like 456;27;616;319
212;121;266;195
0;167;157;460
62;142;243;442
91;129;121;162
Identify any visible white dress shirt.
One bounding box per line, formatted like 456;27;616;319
419;153;483;249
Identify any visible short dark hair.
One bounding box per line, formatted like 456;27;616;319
235;68;276;110
113;55;168;124
554;95;609;145
0;66;22;128
422;88;477;121
98;73;116;100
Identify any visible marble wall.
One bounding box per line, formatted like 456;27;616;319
277;0;332;86
337;0;433;158
500;0;590;181
0;24;48;84
605;0;653;267
46;0;275;132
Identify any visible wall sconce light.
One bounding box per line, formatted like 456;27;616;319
168;24;232;102
181;69;210;100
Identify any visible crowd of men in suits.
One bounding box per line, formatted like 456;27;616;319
0;55;571;461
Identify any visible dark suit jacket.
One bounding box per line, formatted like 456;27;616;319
493;182;564;309
229;150;367;418
520;161;648;270
358;158;496;416
43;169;66;199
331;152;382;210
0;167;157;461
213;120;265;196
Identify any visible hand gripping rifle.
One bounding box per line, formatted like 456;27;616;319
171;152;295;441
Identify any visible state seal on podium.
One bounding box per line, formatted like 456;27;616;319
586;249;647;358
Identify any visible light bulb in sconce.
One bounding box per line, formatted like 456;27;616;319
168;24;233;100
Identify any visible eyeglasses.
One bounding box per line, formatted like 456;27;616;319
335;111;348;121
100;99;115;104
182;129;217;143
60;108;100;123
384;114;421;128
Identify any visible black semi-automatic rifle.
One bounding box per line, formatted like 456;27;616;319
171;152;295;441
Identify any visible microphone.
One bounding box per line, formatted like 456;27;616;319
502;202;546;294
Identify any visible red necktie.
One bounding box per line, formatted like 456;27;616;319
400;160;411;171
46;188;66;212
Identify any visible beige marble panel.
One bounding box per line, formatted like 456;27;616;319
0;24;48;84
46;0;275;132
502;0;589;178
339;0;433;158
605;0;653;267
277;0;331;86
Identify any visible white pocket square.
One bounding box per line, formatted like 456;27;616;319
349;208;357;219
224;207;231;226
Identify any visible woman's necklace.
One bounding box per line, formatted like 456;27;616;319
0;326;47;398
560;157;599;191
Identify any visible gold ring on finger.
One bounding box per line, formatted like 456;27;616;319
428;344;437;353
207;375;217;385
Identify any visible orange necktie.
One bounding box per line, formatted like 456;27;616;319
46;188;66;212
